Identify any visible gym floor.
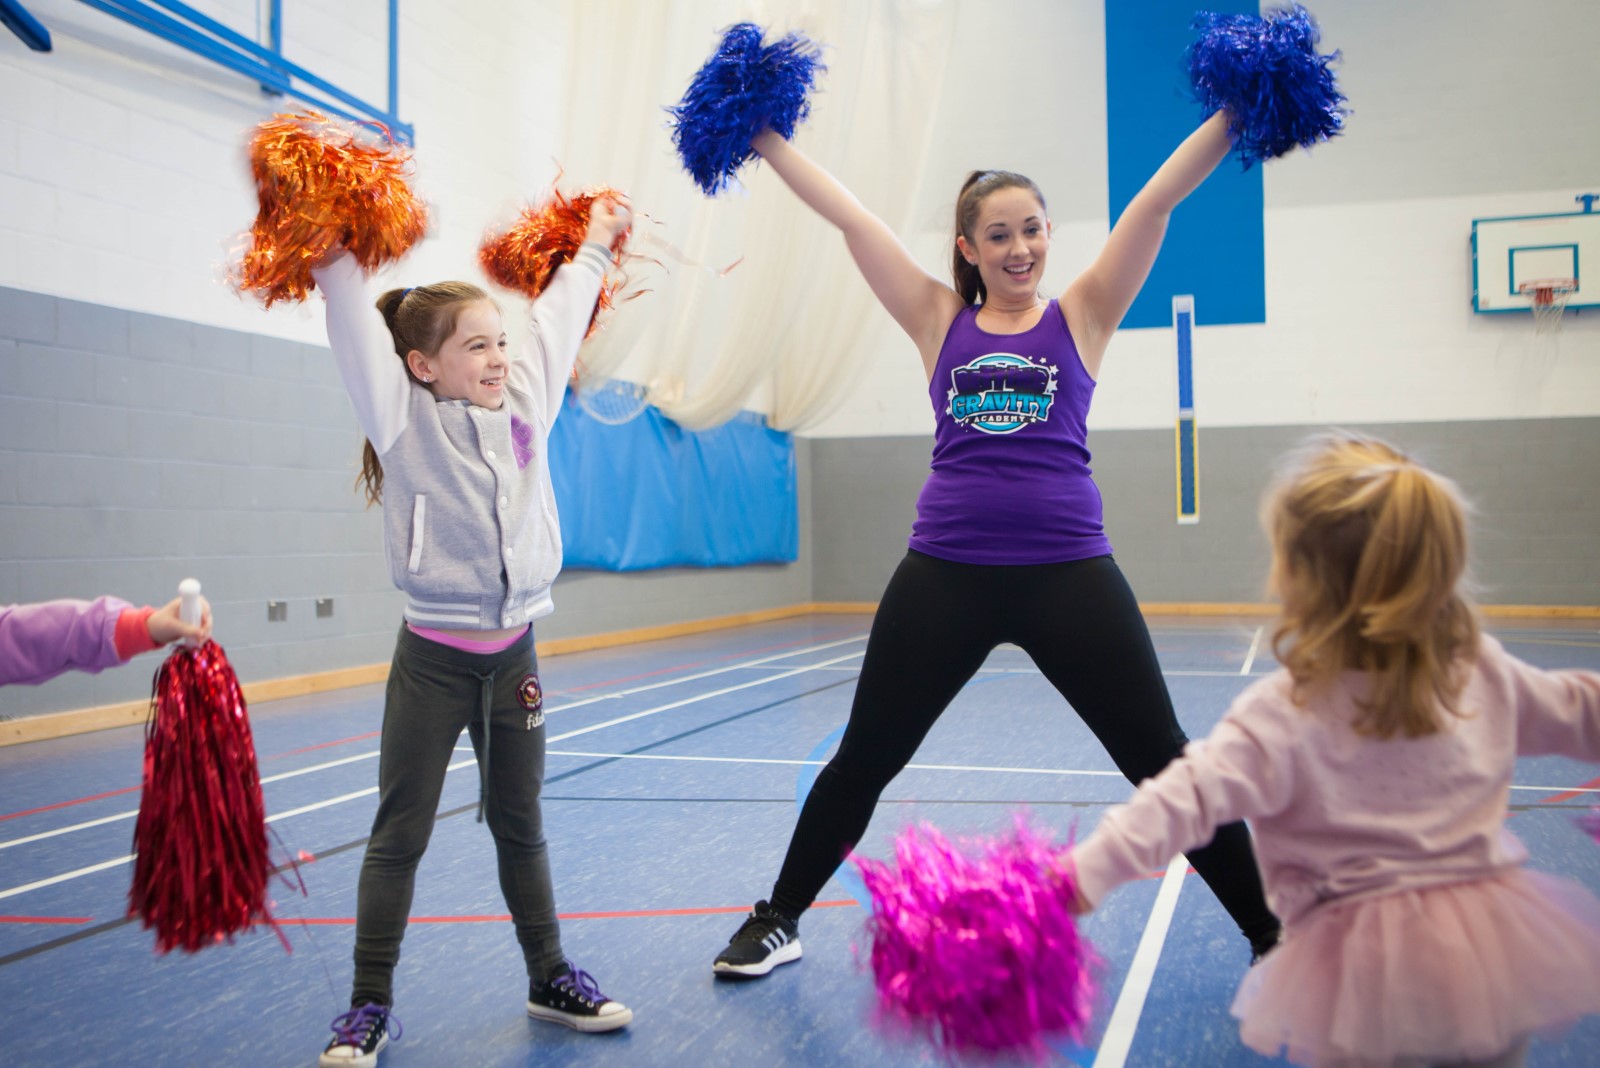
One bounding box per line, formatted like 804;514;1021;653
3;613;1597;1067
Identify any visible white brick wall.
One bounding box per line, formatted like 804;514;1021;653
0;0;567;343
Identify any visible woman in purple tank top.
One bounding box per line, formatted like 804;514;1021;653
711;111;1283;978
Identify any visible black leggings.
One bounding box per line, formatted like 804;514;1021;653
770;550;1280;949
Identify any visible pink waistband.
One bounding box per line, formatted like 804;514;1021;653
406;622;529;655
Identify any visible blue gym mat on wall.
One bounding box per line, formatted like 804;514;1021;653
549;390;798;570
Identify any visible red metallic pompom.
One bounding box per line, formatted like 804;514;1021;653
128;640;276;953
478;186;630;337
233;111;429;307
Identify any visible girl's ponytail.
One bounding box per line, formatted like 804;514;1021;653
951;171;988;306
1266;433;1479;738
356;282;492;506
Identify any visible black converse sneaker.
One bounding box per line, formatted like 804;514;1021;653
526;962;633;1032
712;900;802;977
319;1003;400;1068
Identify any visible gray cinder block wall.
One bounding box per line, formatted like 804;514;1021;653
3;285;1596;721
808;419;1600;606
0;287;812;720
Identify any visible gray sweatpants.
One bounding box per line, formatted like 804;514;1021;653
350;623;564;1007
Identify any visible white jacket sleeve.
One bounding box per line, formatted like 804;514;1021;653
1069;698;1294;910
513;242;612;422
311;251;411;454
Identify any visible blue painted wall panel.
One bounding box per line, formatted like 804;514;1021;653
1105;0;1264;328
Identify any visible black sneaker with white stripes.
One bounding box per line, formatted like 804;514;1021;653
713;900;802;977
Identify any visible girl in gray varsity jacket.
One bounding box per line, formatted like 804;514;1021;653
310;195;632;1068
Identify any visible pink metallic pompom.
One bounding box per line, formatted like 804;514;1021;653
856;815;1099;1060
1580;806;1600;845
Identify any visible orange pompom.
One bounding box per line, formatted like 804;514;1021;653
478;186;630;337
233;111;428;307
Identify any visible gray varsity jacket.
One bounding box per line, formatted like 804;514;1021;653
313;244;611;629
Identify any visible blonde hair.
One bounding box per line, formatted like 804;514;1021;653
1263;431;1480;738
357;282;494;506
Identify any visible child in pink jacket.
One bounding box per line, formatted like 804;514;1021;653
0;595;213;686
1070;432;1600;1068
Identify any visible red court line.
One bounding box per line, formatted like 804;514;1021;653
264;730;382;760
277;900;860;925
1538;774;1600;805
0;785;141;822
1136;866;1197;881
0;916;93;924
556;659;711;693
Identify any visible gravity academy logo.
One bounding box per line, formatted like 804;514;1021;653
947;353;1057;434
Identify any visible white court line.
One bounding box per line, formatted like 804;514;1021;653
0;759;478;902
798;665;1271;678
1240;626;1264;676
1509;784;1600;793
0;857;135;901
544;749;1128;778
0;641;867;895
1092;856;1189;1068
0;636;864;853
0;811;136;849
546;634;868;713
0;751;383;851
546;650;867;743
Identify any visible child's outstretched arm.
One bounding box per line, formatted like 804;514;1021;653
1063;111;1233;375
1070;704;1290;912
752;129;965;375
0;595;211;686
1495;639;1600;761
521;195;630;419
312;251;412;455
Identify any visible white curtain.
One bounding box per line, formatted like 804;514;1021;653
557;0;956;430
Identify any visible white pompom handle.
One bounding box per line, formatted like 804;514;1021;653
178;578;202;637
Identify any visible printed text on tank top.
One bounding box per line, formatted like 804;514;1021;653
945;302;1071;437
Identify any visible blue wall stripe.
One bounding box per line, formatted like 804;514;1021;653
1175;307;1194;409
1174;297;1198;523
1105;0;1264;328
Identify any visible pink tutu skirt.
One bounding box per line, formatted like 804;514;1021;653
1231;869;1600;1068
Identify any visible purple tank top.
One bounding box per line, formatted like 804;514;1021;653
908;300;1113;565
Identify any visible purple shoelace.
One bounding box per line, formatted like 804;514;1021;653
329;1003;402;1046
553;964;606;1002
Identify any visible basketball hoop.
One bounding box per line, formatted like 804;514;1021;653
1517;278;1577;335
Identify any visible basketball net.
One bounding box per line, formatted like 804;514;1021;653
1519;279;1576;336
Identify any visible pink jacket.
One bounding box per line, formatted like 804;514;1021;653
1071;636;1600;923
0;598;159;686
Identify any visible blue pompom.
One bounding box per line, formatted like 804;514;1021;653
669;23;826;196
1187;4;1347;169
